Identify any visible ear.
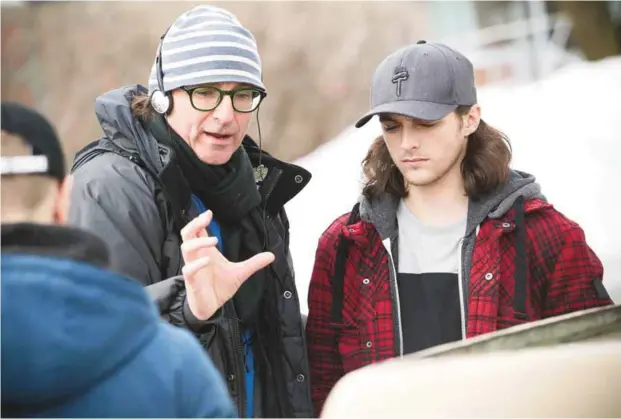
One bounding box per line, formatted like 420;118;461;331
463;105;481;136
54;174;74;225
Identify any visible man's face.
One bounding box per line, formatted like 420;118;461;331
166;82;255;165
380;106;479;189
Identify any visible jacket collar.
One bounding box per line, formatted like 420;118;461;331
358;170;546;240
1;223;110;268
345;197;551;246
243;136;311;214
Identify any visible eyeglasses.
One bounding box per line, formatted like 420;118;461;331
181;85;266;113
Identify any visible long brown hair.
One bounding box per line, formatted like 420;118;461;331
130;92;155;120
362;105;512;200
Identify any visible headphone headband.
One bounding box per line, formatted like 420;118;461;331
150;27;172;115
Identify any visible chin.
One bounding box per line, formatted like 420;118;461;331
196;148;235;165
404;170;441;187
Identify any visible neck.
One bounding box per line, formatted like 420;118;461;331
403;165;468;227
1;209;55;225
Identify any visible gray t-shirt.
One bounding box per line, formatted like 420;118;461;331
396;199;466;274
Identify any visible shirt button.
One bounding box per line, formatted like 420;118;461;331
296;374;305;383
283;290;292;299
294;175;303;184
365;341;372;348
502;222;511;229
485;272;494;281
362;278;370;285
227;374;235;381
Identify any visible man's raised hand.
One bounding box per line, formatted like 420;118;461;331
180;210;275;320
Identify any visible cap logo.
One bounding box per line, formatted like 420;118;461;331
391;66;409;97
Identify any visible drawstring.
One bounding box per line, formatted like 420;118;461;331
512;196;528;320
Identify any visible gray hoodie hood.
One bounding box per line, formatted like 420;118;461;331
359;170;545;240
81;84;163;176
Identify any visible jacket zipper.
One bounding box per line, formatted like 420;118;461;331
233;159;280;417
457;238;467;340
261;168;283;208
258;168;282;249
382;238;404;357
457;226;481;340
229;306;247;417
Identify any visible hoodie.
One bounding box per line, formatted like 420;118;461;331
1;223;236;418
359;170;546;327
307;170;612;415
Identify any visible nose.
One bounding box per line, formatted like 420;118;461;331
211;95;235;125
400;127;422;150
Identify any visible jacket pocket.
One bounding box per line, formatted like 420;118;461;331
335;318;373;375
334;275;383;374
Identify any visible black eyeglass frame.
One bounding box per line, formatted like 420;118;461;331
180;85;267;113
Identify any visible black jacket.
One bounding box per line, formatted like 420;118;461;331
69;85;314;418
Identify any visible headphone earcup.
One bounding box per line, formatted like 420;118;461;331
150;90;170;115
164;92;173;116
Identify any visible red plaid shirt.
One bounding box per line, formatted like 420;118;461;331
306;198;612;415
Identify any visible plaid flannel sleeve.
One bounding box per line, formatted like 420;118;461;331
305;218;346;416
542;222;613;317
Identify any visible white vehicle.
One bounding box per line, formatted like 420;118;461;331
320;304;621;418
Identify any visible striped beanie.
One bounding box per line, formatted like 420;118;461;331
147;5;265;96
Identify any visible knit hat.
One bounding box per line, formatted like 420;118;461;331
147;5;265;96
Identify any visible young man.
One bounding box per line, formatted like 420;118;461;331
305;41;613;414
0;101;236;417
68;5;313;418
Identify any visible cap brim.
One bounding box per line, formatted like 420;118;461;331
355;101;459;128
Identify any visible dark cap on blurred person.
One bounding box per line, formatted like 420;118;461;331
1;101;65;181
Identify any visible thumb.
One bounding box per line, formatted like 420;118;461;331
234;251;275;282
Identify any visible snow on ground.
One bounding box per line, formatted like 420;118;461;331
286;56;621;313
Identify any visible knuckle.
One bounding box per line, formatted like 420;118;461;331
180;226;190;239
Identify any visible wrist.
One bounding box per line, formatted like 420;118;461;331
182;295;223;333
185;281;216;320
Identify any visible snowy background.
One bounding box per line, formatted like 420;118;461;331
286;56;621;314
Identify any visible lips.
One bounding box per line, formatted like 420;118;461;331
204;132;233;140
403;158;428;163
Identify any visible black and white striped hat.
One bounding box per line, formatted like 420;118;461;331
147;5;265;95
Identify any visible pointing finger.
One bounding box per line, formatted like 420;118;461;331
235;251;275;282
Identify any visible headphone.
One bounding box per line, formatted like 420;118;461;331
150;28;173;115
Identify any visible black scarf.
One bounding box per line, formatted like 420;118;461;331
146;115;267;325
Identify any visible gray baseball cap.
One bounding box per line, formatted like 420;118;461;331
355;40;477;128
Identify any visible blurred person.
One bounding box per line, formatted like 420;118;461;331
68;5;313;418
0;101;238;418
305;40;614;415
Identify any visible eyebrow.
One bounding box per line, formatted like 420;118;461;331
379;115;398;123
